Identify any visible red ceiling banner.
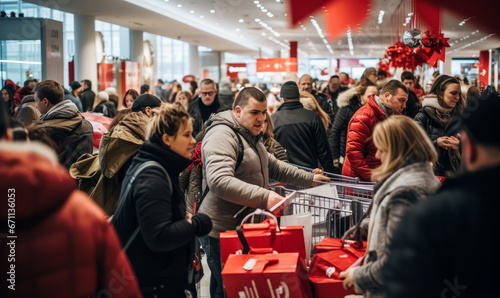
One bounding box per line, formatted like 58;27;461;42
289;0;329;26
256;58;298;73
323;0;371;42
226;63;247;80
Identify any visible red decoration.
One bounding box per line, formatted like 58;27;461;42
288;0;330;26
421;31;438;47
422;33;450;67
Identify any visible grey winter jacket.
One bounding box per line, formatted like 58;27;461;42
352;162;441;297
199;110;314;238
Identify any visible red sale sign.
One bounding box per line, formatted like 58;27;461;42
256;58;298;73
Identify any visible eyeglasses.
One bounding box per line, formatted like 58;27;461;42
201;91;214;97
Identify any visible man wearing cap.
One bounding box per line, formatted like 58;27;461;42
188;78;221;137
272;81;338;173
70;94;163;215
384;92;500;297
32;79;93;169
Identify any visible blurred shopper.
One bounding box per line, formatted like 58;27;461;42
70;94;162;215
300;91;330;131
218;77;235;111
165;81;174;101
64;85;83;112
121;89;139;110
168;82;182;103
199;87;328;297
339;72;351;88
322;75;348;121
16;94;40;126
140;84;150;95
414;76;464;177
13;79;35;106
80;79;95;112
339;115;441;297
155;79;167;102
376;69;391;90
70;80;83;98
93;91;117;118
189;81;198;99
343;80;408;181
32;80;93;169
262;111;288;162
0;102;141;298
105;87;120;109
175;90;192;111
331;82;378;169
298;74;330;119
113;103;212;298
272;81;337;173
188;78;221;137
1;85;16;116
258;82;281;113
384;92;500;298
401;71;420;118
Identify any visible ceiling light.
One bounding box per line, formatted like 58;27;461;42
267;12;273;17
164;0;169;2
257;4;262;7
239;19;244;23
190;10;194;14
255;18;260;22
254;0;259;3
378;10;385;24
210;9;215;13
262;32;267;36
236;28;240;32
200;15;204;18
262;8;267;12
177;4;182;7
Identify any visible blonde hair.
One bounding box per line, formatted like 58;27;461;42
299;91;330;131
262;112;277;154
371;115;438;182
145;103;191;143
175;90;193;107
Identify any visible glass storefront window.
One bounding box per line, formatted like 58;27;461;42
451;58;479;85
0;40;41;86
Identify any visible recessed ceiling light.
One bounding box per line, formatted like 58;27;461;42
255;18;260;22
257;4;262;8
177;4;182;8
190;10;194;14
262;32;267;36
239;19;244;23
236;28;240;32
210;9;215;13
254;0;259;3
267;12;273;17
200;15;204;18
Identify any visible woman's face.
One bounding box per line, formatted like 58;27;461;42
125;95;135;108
361;86;378;105
375;147;388;165
176;94;189;108
2;89;9;102
261;119;268;133
441;83;461;108
368;74;377;84
165;120;196;159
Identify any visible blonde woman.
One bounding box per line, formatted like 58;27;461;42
340;115;441;297
113;103;212;297
300;91;330;131
262;112;288;162
175;90;192;111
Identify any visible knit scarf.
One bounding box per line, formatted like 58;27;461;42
374;95;393;116
422;96;454;125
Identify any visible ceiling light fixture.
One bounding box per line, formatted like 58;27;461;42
347;29;354;56
378;11;385;24
177;4;182;8
311;19;333;54
210;9;215;13
190;10;194;14
239;19;244;23
449;33;495;53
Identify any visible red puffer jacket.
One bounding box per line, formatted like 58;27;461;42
0;142;141;298
342;95;387;181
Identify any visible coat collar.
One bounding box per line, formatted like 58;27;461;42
276;100;303;111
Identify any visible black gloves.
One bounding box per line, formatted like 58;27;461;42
191;213;212;236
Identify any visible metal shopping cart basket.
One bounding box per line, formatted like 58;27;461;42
269;165;374;256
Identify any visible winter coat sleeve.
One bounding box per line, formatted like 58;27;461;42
98;221;142;297
133;167;195;252
272;140;289;163
330;107;348;160
345;114;372;181
351;190;418;294
268;153;314;188
202;126;269;209
313;114;337;173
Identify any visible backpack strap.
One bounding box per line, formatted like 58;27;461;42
112;160;170;251
194;124;244;214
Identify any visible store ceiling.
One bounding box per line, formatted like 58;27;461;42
25;0;499;59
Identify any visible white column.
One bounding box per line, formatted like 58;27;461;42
129;29;144;85
442;57;451;77
219;51;225;81
189;44;200;78
74;14;97;92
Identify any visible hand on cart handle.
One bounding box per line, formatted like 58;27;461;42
312;168;324;174
311;174;330;186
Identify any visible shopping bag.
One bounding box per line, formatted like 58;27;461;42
222;253;312;298
308;246;365;298
280;213;312;263
313;238;367;254
219;209;307;267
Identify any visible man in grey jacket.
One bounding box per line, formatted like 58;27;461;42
199;87;329;297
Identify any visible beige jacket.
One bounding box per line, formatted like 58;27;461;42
199;110;314;238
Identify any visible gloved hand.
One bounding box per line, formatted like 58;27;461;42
191;213;213;236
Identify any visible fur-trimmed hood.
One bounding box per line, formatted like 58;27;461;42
337;87;358;108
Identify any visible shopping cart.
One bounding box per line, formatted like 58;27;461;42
270;165;373;257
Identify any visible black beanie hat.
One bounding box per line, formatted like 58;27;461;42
280;81;300;99
131;94;162;112
460;91;500;147
191;213;213;236
69;81;81;91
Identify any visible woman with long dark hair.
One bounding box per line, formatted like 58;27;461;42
1;85;16;116
121;89;139;110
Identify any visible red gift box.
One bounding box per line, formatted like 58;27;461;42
222;253;312;298
220;218;306;268
308;245;365;298
313;238;367;254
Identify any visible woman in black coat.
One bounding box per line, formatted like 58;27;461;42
113;103;212;298
330;82;378;168
414;76;464;177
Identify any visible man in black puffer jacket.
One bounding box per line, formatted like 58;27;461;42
384;92;500;298
272;81;338;173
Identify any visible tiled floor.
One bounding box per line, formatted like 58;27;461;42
198;253;211;298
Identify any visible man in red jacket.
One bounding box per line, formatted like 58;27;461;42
0;102;142;298
342;80;408;181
